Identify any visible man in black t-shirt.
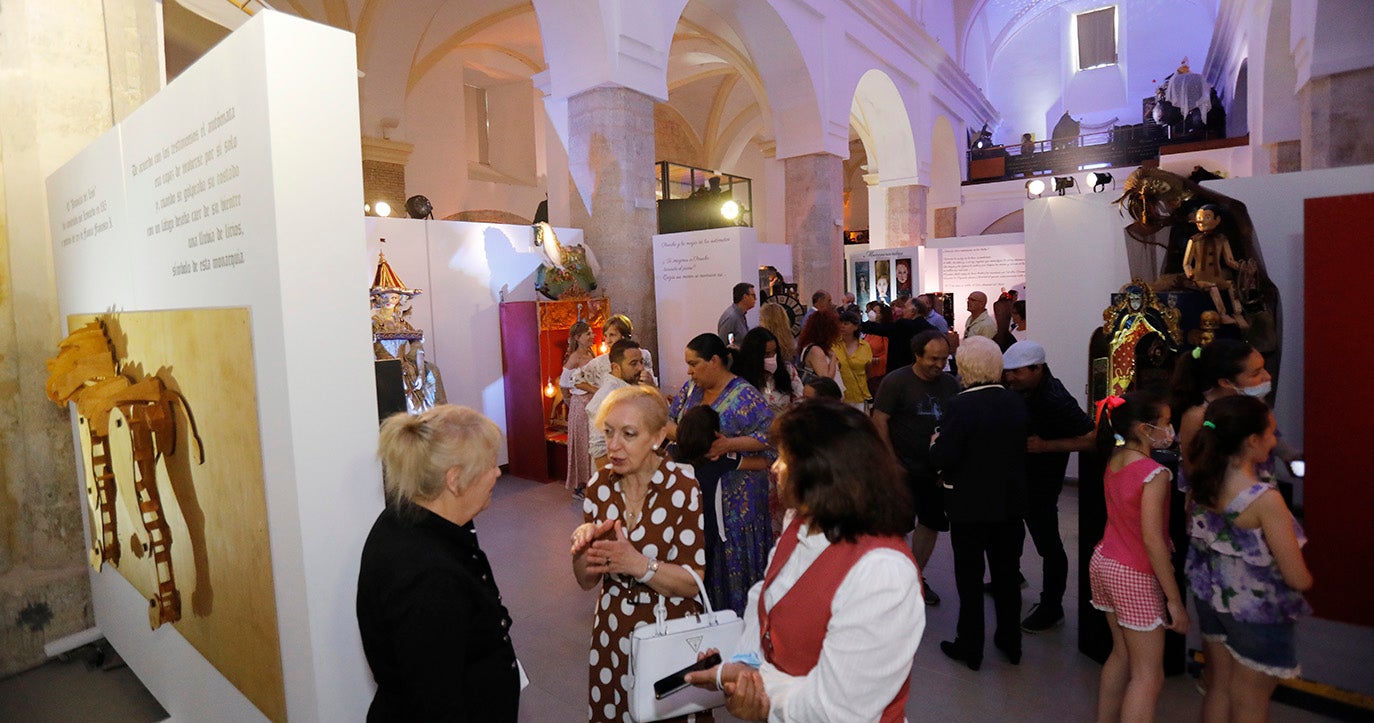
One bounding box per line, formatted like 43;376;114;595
1002;340;1095;633
873;330;961;606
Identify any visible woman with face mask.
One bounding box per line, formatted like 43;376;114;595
731;327;800;416
1171;340;1299;485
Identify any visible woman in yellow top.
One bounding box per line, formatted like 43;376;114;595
834;309;873;409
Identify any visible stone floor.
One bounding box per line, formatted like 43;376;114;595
0;474;1364;721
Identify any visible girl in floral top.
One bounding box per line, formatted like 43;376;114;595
1185;395;1313;722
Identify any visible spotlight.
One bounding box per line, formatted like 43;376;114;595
1087;172;1114;193
1025;179;1046;199
1053;176;1076;196
720;200;741;221
373;200;392;217
405;195;433;219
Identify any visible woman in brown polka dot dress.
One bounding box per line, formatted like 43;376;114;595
570;387;708;723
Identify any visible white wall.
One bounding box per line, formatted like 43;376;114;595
989;1;1214;140
653;227;759;393
364;218;587;466
46;11;378;720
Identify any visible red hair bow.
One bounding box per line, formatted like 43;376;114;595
1094;395;1125;423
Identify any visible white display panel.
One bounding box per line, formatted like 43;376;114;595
928;232;1026;332
653;227;759;394
845;246;921;308
363;217;586;466
45;11;377;721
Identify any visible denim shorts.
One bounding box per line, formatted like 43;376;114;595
1193;600;1300;678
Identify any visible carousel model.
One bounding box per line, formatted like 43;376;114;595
371;251;446;413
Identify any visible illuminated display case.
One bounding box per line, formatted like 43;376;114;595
655;161;752;234
499;298;609;483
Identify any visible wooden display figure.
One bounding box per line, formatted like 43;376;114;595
46;320;204;629
371;252;446;413
1183;204;1248;329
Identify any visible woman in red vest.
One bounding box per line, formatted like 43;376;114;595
688;400;925;721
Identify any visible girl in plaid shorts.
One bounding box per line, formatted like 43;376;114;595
1089;393;1189;722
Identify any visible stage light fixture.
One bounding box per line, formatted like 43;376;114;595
1025;179;1046;199
721;200;741;221
373;200;392;217
405;195;433;219
1087;172;1114;193
1053;176;1076;196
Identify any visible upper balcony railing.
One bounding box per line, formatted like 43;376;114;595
964;118;1242;185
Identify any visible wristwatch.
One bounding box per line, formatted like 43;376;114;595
637;558;660;583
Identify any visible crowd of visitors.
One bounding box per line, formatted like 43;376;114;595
356;281;1310;723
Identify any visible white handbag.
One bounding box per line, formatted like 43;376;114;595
627;566;742;723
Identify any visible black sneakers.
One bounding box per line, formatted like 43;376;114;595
922;577;941;606
1021;603;1065;633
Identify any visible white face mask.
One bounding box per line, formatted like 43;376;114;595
763;357;778;373
1240;381;1271;398
867;310;877;321
1144;423;1176;449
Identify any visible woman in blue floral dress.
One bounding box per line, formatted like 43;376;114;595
1185;395;1313;723
669;333;775;615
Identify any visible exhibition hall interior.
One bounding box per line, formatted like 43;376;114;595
1;0;1371;720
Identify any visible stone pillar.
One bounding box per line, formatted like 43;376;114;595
1300;66;1374;170
885;184;928;249
0;0;160;676
566;87;659;360
783;153;844;303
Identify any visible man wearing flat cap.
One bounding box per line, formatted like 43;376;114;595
1002;340;1095;633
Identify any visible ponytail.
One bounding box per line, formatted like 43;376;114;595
1186;395;1270;508
1095;392;1165;457
1170;339;1254;426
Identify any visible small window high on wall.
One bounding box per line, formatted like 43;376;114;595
465;84;491;166
1074;6;1117;70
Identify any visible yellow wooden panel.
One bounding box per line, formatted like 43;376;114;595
70;309;283;722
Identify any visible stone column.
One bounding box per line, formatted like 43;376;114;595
783;153;844;302
566;87;659;360
885;183;928;249
0;0;160;676
1300;67;1374;170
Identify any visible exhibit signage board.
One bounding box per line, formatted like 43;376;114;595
45;11;378;722
844;246;922;308
927;233;1026;332
653;227;759;393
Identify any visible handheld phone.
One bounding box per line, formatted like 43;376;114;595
728;332;735;346
653;652;722;700
1288;459;1305;478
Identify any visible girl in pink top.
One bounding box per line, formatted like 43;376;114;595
1089;393;1189;722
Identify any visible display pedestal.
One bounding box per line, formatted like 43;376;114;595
499;298;609;483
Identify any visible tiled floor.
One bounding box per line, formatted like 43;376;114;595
2;474;1362;721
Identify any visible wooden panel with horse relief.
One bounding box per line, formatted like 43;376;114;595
65;308;283;722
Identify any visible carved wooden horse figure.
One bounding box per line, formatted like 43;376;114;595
46;320;204;629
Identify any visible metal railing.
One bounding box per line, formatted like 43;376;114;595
966;124;1171;182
